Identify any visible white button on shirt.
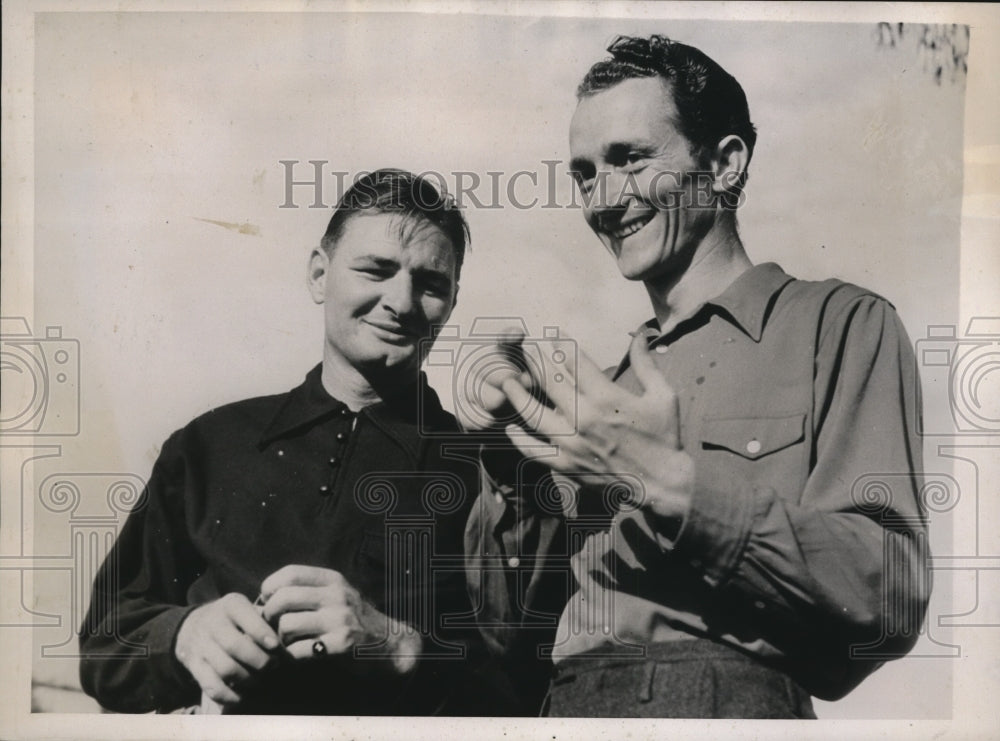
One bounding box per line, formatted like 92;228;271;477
746;439;762;455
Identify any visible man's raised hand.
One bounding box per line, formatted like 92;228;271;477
501;331;693;521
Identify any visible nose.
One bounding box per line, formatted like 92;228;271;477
587;169;631;220
381;273;416;317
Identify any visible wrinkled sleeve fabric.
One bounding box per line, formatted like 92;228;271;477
465;448;569;713
78;429;203;713
607;294;930;699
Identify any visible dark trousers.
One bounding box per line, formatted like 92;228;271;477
543;639;816;719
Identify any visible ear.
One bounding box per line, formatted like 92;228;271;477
710;135;749;195
307;247;329;304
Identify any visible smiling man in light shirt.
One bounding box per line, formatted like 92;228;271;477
79;169;516;715
464;35;931;718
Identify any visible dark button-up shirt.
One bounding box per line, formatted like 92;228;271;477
468;263;930;702
79;365;510;715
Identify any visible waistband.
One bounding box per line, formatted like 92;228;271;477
553;638;760;678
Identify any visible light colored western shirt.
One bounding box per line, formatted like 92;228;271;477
466;262;930;701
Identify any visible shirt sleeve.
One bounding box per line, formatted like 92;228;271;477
78;429;204;713
605;294;930;700
464;446;569;713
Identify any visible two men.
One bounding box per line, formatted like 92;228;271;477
79;170;512;715
81;34;930;719
466;35;930;718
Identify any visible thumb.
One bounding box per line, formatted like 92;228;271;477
627;331;668;394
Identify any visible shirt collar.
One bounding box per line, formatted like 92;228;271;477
635;262;794;344
706;262;794;342
615;263;794;378
258;364;453;458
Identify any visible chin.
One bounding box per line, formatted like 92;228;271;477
615;261;652;281
378;348;421;372
613;251;662;282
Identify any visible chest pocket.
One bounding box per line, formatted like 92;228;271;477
700;413;806;460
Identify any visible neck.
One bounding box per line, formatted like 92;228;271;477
644;215;752;334
320;347;414;411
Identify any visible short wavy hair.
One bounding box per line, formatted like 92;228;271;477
578;35;757;168
321;169;470;273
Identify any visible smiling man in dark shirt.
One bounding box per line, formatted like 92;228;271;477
463;35;931;718
79;169;509;715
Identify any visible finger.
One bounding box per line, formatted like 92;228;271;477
261;585;331;623
261;565;344;598
500;377;574;439
520;340;579;412
496;325;527;349
202;640;253;687
526;334;611;412
213;625;274;672
458;354;522;431
188;658;242;706
569;343;618;397
473;374;510;415
543;335;604;392
627;331;671;395
498;374;546;433
282;634;350;661
504;424;572;471
223;595;281;651
276;609;327;646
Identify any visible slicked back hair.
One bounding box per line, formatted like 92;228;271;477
321;169;469;273
578;35;757;169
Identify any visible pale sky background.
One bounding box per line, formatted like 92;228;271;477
4;4;994;729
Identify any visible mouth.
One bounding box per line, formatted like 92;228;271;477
601;211;656;240
363;320;417;343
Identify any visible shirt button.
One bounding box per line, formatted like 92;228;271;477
276;450;285;457
745;439;762;455
654;345;668;354
340;408;351;417
328;457;339;467
319;485;330;494
754;600;766;610
335;432;346;442
507;556;520;568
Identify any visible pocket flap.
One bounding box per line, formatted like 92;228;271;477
701;413;806;460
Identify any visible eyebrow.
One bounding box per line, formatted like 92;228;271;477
352;255;399;268
352;255;452;283
571;140;659;172
610;141;657;156
411;266;454;284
